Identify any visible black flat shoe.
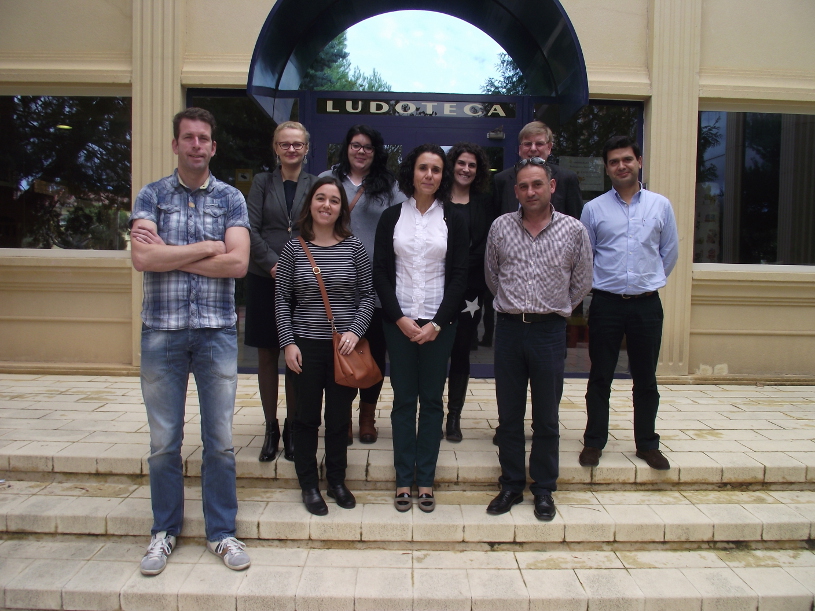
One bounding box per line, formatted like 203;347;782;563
417;492;435;513
258;419;280;462
486;489;523;515
534;494;556;521
326;483;356;509
302;488;328;516
394;491;412;512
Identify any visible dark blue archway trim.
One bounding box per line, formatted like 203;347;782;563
247;0;588;124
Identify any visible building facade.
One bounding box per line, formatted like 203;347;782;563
0;0;813;379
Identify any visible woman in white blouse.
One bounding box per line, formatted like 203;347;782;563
372;144;468;513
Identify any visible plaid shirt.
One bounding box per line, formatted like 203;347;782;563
130;170;250;330
486;208;593;318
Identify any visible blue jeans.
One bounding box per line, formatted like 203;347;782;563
140;325;239;542
494;314;565;495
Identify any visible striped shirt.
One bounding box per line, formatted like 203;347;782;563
485;208;593;317
130;169;250;330
275;236;375;345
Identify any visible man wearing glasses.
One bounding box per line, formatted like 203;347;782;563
578;136;679;471
485;157;592;521
493;120;583;219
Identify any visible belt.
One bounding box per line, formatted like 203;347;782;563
593;289;657;300
498;312;562;323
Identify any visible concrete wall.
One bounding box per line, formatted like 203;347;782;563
0;0;813;376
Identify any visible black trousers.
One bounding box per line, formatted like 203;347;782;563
494;314;565;495
584;291;664;451
449;288;483;377
291;337;356;490
358;308;387;404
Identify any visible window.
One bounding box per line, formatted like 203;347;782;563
695;111;815;265
0;96;131;249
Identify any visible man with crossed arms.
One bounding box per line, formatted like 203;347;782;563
130;107;251;575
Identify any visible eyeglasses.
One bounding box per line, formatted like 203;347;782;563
520;140;551;149
515;157;547;170
349;142;375;154
277;142;306;151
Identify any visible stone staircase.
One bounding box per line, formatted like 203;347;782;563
0;373;814;610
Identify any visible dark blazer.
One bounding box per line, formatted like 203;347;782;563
246;168;316;277
372;201;469;327
493;162;583;219
453;191;496;293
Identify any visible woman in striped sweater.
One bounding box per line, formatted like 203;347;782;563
275;176;375;516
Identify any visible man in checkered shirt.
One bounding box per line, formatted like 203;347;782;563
129;107;251;575
484;157;593;522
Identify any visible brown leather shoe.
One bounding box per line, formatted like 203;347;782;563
358;401;378;443
578;446;602;467
636;448;670;470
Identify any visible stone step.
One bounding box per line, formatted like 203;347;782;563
3;441;814;490
2;535;814;611
3;481;814;546
2;376;814;490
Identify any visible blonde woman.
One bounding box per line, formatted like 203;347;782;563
245;121;316;461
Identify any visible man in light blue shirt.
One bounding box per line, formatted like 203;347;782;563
578;136;679;471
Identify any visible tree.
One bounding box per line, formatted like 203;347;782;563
300;33;391;92
0;96;132;249
481;53;528;95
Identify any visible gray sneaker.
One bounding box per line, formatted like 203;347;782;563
207;536;251;571
140;531;176;576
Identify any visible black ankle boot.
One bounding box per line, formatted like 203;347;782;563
259;419;280;462
282;417;295;461
445;412;462;442
444;374;469;442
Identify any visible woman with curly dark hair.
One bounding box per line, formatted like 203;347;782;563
373;143;468;513
320;125;405;445
443;142;496;442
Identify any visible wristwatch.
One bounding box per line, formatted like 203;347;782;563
430;321;441;333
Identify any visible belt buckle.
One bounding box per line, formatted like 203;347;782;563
522;313;532;323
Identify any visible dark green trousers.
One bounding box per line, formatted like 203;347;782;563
383;320;457;488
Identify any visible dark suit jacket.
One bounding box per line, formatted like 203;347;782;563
493;162;583;219
246;168;316;277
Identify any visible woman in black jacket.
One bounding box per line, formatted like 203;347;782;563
372;144;468;513
444;142;495;442
245;121;316;462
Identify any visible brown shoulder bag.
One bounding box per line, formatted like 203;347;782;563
297;236;383;389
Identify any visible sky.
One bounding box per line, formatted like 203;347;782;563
344;11;505;95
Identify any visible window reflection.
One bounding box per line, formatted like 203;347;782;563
695;111;815;265
0;96;132;249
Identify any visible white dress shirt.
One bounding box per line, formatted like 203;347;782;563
393;198;447;320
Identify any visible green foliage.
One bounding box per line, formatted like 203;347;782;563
0;96;132;249
300;33;392;92
481;53;528;95
555;104;640;159
696;115;722;183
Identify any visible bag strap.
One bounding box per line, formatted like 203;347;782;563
297;236;335;328
349;185;364;212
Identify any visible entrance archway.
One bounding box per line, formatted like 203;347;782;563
247;0;588;125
